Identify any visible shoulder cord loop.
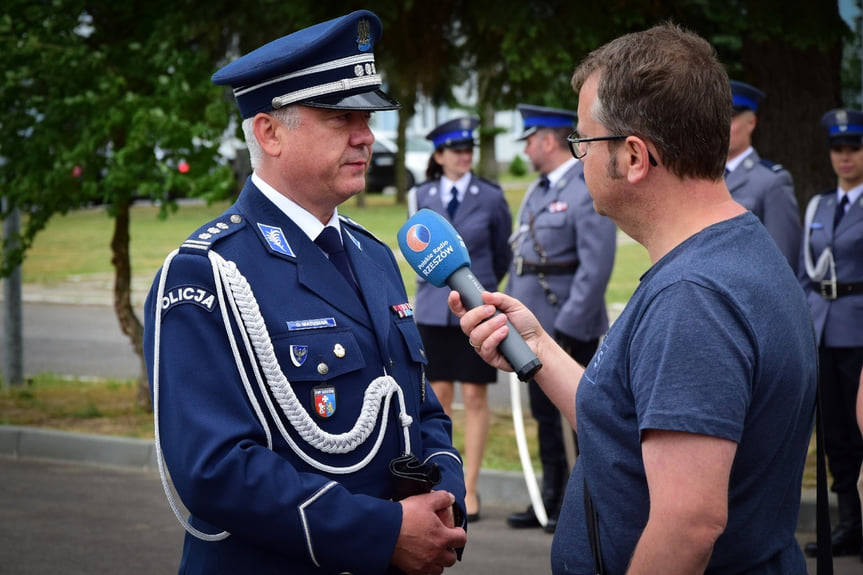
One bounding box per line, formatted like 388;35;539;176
803;195;836;283
151;249;413;541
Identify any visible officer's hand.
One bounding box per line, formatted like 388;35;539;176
435;498;456;528
392;490;467;575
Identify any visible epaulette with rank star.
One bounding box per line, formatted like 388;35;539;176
178;211;247;256
759;158;786;173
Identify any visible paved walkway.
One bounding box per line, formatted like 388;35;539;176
1;441;859;574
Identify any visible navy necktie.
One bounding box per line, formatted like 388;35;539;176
539;175;550;191
315;227;359;294
447;186;460;219
834;194;849;229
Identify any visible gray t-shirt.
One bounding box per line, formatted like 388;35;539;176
552;212;816;574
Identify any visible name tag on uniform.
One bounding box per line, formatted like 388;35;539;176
287;318;337;331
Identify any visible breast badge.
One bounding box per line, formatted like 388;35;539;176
312;386;337;419
290;345;308;367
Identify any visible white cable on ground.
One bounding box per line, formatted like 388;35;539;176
509;371;547;527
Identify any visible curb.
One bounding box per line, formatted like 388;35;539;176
0;425;158;470
0;425;829;533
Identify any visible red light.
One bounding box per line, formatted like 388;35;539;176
178;160;190;174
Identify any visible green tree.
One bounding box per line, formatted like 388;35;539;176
372;0;464;202
0;0;237;408
705;0;848;206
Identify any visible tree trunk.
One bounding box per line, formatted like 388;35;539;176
743;28;843;212
110;195;149;412
395;89;418;206
476;67;499;181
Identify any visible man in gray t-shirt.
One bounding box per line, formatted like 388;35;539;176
451;23;816;574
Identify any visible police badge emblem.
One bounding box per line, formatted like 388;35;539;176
312;386;337;419
356;17;371;52
837;109;849;133
290;345;309;367
257;223;295;257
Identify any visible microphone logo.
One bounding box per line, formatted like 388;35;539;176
405;223;431;252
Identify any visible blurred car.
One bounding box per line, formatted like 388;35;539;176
366;133;432;194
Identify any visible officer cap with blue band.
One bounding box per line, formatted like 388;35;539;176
729;80;766;114
426;117;479;150
821;108;863;146
516;104;577;140
211;10;399;119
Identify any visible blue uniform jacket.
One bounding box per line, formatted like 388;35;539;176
726;149;801;271
506;162;616;341
407;175;512;326
798;191;863;348
144;179;465;575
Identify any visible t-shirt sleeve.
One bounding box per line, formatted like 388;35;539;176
629;280;754;443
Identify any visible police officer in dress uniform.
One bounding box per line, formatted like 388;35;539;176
801;108;863;559
408;117;513;524
725;80;801;272
143;11;467;575
504;104;616;533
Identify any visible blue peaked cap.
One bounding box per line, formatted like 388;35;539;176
426;117;479;149
730;80;765;113
821;108;863;145
516;104;577;140
212;10;399;119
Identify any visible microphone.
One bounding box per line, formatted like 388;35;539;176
397;209;542;381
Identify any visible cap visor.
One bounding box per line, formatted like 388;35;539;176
830;134;863;147
516;126;538;141
302;89;400;111
444;139;475;150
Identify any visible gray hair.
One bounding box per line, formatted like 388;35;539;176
241;106;301;169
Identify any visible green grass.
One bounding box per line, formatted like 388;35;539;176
0;375;154;438
0;376;819;484
21;184;651;303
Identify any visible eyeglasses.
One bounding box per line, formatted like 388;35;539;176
566;132;658;166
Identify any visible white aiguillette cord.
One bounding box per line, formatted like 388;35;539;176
803;195;836;284
151;249;412;540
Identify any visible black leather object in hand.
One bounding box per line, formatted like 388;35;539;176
389;453;441;501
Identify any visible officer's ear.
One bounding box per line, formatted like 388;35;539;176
252;113;284;158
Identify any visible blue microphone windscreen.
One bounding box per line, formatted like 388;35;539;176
397;209;471;287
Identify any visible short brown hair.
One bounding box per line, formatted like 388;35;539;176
571;23;730;180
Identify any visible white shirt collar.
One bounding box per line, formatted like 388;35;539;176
545;157;578;189
838;182;863;206
252;172;340;241
725;146;754;173
441;172;473;206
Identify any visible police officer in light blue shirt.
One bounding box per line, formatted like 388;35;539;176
725;80;801;271
800;108;863;559
504;104;616;533
143;10;467;575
